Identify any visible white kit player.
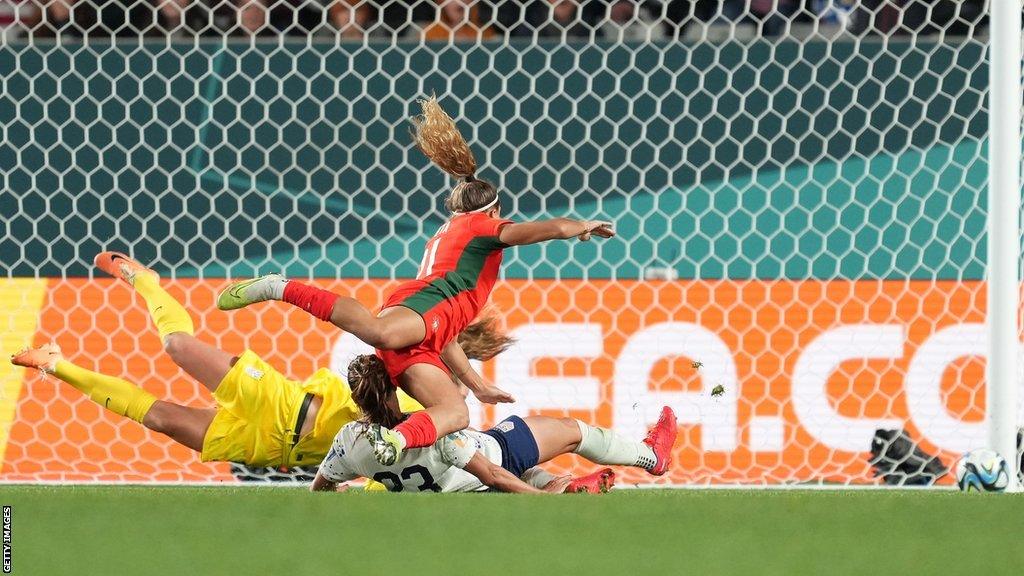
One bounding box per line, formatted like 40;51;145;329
310;355;679;494
313;421;557;493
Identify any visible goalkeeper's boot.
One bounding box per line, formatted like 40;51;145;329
94;251;159;286
643;406;678;476
11;343;62;374
216;274;286;311
567;468;616;494
366;423;403;466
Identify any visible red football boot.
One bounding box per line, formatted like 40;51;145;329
643;406;678;476
566;468;616;494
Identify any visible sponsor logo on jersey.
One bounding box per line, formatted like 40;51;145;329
245;366;264;380
496;420;515;433
431;316;440;332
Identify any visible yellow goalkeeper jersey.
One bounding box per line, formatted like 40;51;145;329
201;349;423;469
291;367;423;467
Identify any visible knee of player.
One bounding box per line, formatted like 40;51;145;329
448;402;470;430
559;418;584;447
559;417;582;435
141;406;169;434
163;334;189;364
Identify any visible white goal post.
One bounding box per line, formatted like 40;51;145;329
986;0;1021;493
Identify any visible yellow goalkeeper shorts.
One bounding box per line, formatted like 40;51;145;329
201;350;333;468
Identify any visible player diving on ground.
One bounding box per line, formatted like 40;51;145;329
217;95;616;468
311;353;679;494
10;252;434;469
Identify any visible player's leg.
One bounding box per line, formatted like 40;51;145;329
215;275;425;350
524;407;679;476
520;416;586;462
396;363;468;434
94;252;193;343
141;402;216;452
12;344;157;424
162;334;235;393
95;252;235;392
11;344;214;452
365;363;468;465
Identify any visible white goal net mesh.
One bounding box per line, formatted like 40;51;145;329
0;1;1006;485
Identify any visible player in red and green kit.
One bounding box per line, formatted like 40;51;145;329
217;96;615;466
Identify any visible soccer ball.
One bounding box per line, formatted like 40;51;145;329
955;449;1010;492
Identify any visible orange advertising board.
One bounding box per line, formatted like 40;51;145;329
1;278;989;485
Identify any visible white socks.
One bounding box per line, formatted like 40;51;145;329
392;429;409;450
268;275;287;300
574;420;657;470
520;467;556;489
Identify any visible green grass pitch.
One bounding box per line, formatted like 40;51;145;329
4;486;1023;575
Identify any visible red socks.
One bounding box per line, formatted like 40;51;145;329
282;281;339;323
394;411;438;449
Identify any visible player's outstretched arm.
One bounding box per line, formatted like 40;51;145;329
462;452;566;493
310;470;355;492
440;341;514;404
497;219;615;246
313;439;359;491
310;470;340;492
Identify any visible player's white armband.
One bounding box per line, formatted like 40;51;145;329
439;432;477;468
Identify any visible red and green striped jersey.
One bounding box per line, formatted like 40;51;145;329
391;212;511;338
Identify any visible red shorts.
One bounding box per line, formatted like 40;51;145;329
376;280;458;386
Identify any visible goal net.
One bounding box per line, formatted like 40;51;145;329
0;1;1006;485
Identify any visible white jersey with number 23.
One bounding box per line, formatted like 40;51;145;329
319;421;503;492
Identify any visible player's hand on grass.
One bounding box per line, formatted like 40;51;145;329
472;385;515;404
542;475;573;493
578;220;615;242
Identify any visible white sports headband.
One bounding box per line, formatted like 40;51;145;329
454;195;499;214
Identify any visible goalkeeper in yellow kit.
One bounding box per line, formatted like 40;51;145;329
10;252;428;469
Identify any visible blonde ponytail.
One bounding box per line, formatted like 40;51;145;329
410;95;477;179
411;95;500;214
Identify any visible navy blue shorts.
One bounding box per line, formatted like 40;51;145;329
483;416;540;478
